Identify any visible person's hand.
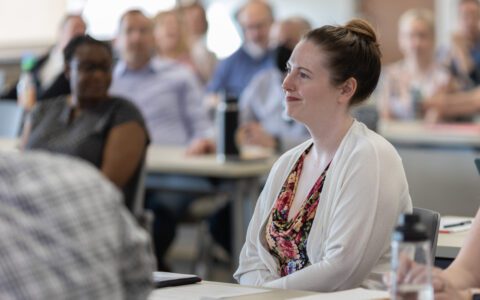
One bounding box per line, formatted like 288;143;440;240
236;122;277;149
423;92;447;122
384;255;471;300
430;270;471;300
185;138;215;155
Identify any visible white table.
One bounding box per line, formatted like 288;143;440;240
379;121;480;217
145;146;276;267
148;280;390;300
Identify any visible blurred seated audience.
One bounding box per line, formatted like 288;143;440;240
109;9;214;271
182;1;218;84
389;207;480;299
21;35;149;212
0;151;154;299
376;9;455;122
1;15;86;108
237;17;311;153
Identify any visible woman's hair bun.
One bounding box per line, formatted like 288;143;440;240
344;19;377;43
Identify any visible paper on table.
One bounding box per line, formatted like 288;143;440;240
148;282;269;300
440;216;474;233
288;288;389;300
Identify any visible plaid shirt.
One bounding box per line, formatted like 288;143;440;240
0;151;154;300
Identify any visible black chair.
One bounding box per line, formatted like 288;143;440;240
413;207;441;261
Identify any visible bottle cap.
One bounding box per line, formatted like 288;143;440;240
393;213;429;242
20;54;36;72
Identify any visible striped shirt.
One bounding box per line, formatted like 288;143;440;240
0;152;154;299
110;57;213;146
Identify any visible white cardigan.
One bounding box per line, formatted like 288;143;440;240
234;120;412;292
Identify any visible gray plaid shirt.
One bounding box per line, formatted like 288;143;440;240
0;151;154;299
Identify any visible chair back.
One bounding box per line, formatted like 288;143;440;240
413;207;441;260
0;101;23;138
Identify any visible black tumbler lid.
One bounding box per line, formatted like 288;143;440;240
393;213;428;242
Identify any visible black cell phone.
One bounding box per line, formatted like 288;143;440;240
153;272;201;288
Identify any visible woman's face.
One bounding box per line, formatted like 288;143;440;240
399;18;434;62
67;43;112;107
282;40;343;126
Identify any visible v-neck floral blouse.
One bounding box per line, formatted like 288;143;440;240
265;145;331;277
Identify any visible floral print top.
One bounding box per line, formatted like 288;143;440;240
265;145;331;277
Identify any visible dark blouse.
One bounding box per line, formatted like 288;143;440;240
26;95;149;211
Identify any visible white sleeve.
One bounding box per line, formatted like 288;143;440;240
234;162;283;285
263;145;410;291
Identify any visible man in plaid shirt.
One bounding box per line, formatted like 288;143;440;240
0;151;154;299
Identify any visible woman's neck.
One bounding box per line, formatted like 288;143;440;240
308;114;353;166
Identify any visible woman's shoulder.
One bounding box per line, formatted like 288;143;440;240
347;121;399;159
274;139;313;167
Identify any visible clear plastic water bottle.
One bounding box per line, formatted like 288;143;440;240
216;93;239;163
16;55;37;110
390;213;433;300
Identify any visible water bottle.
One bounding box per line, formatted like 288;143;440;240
216;93;239;163
16;55;37;111
390;213;433;300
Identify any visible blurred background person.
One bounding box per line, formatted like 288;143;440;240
110;9;214;271
376;9;455;122
1;14;86;107
443;0;480;90
182;1;217;84
206;0;275;108
423;0;480;120
0;151;154;299
153;10;194;72
21;35;149;213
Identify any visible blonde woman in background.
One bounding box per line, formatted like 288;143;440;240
376;9;455;122
182;2;217;84
153;9;194;68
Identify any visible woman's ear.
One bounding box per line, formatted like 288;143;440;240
338;77;357;104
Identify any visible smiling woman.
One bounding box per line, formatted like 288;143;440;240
21;35;149;212
234;19;412;292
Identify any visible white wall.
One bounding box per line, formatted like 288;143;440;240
0;0;462;60
0;0;66;52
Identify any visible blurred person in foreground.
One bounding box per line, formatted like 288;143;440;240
1;14;86;108
234;20;411;291
0;151;154;299
21;35;149;212
388;208;480;299
376;9;455;122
